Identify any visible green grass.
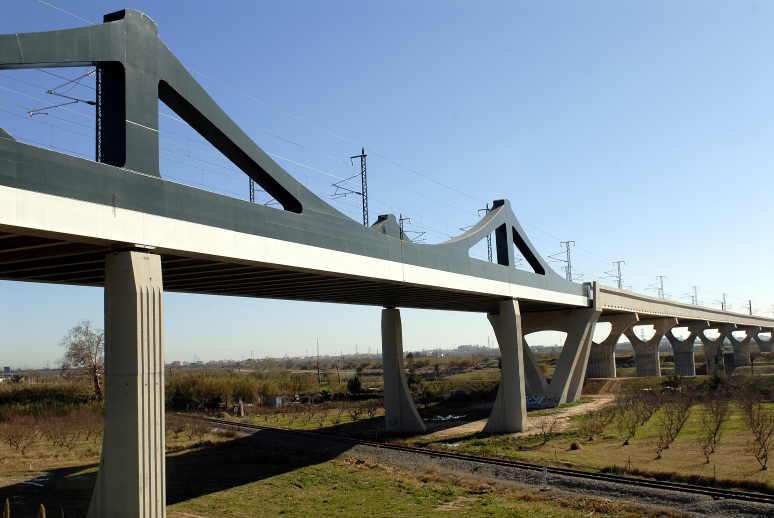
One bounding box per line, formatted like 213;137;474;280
421;399;774;492
2;427;671;518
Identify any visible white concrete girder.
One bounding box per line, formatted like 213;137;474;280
484;300;528;433
381;308;426;434
664;321;710;377
88;251;165;518
624;317;678;378
586;313;639;379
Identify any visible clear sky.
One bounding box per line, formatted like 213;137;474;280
0;1;772;368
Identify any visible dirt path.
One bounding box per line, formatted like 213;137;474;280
424;395;615;441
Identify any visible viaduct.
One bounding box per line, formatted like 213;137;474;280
0;10;772;517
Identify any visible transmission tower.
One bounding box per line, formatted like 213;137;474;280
350;148;368;226
650;276;666;299
605;261;625;289
691;286;699;306
249;178;255;203
559;241;576;282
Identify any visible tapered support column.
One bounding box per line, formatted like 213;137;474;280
757;330;774;353
88;251;164;518
624;318;677;378
586;314;638;379
699;325;735;372
381;308;426;434
484;299;527;433
519;337;547;395
521;307;601;405
729;327;761;367
665;322;709;377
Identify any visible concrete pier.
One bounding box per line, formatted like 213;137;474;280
484;299;527;433
698;324;735;372
381;308;426;434
585;313;638;379
729;327;761;367
624;318;677;377
88;251;165;518
757;329;774;353
521;306;601;405
664;322;709;376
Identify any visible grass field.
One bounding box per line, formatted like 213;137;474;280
2;426;680;518
418;400;774;492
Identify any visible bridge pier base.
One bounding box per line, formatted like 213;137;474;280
381;308;426;434
757;329;774;353
88;251;165;518
729;327;761;367
521;305;601;406
484;300;527;433
699;325;735;372
665;322;709;377
585;314;638;379
624;318;677;378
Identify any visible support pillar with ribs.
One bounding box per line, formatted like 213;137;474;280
88;251;165;518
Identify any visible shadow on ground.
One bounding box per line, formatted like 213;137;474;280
1;431;355;516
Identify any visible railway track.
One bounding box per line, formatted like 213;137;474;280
179;414;774;507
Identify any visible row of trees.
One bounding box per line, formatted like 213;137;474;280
0;408;103;455
249;400;383;427
572;387;774;469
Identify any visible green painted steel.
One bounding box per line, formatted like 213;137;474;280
0;9;587;301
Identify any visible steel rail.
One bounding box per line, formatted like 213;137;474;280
177;414;774;506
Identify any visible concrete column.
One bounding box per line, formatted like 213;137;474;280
519;337;548;395
699;324;735;372
664;322;710;377
624;318;678;378
484;299;527;433
585;313;638;379
757;329;774;353
729;327;761;367
381;308;426;434
88;251;164;518
522;309;601;405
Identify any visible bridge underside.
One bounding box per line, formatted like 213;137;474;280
0;229;566;313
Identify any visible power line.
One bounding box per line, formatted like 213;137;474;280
34;0;94;25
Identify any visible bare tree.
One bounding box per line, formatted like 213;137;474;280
616;404;639;445
317;404;332;427
536;416;559;445
695;397;730;463
330;407;343;426
660;392;693;445
649;392;692;459
166;415;186;439
578;410;605;441
60;320;105;400
365;399;383;420
347;402;366;423
739;389;774;470
1;416;37;454
287;405;304;427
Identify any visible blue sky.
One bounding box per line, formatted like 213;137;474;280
0;1;772;367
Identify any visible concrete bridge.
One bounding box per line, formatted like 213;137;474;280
0;10;771;517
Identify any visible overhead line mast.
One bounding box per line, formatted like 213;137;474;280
351;148;368;226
